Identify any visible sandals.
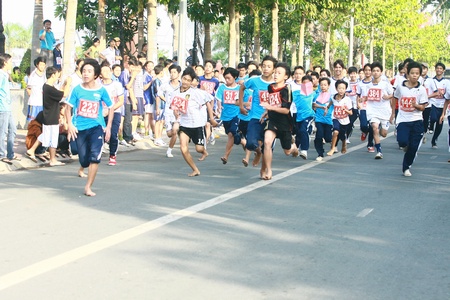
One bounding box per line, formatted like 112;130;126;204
26;152;38;163
1;155;21;165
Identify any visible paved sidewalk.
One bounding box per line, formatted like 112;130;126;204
0;130;157;174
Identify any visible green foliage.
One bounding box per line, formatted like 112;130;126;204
4;23;32;52
19;49;31;74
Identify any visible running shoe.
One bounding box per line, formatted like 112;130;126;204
316;156;323;162
166;152;174;158
432;144;438;149
403;169;412;177
108;155;116;166
210;135;216;145
361;132;367;141
367;146;375;153
375;152;383;159
299;150;307;160
119;140;130;147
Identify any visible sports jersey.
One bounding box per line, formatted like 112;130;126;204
68;84;113;131
266;84;292;131
244;75;274;120
143;72;153;105
423;76;435;108
101;80;124;114
331;95;352;125
159;80;181;122
171;87;212;128
357;79;372;110
291;82;314;122
393;74;407;90
215;83;240;121
313;91;332;125
362;80;393;120
239;88;252;122
346;80;359;109
394;81;428;124
198;76;220;96
429;77;449;108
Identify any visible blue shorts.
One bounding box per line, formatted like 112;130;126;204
76;125;104;168
223;116;241;145
27;105;43;122
132;97;145;116
246;118;264;151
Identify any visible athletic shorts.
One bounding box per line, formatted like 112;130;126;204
144;103;155;114
370;117;390;130
38;124;60;148
179;126;205;146
264;120;292;150
132;97;145;115
76;125;104;168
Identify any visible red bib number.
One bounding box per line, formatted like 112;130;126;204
200;81;216;95
223;90;238;104
333;105;348;119
437;88;445;99
259;91;269;104
347;84;357;96
399;97;416;112
268;92;282;107
367;88;382;101
78;99;99;119
170;96;188;114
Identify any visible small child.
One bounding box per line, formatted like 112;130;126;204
326;80;353;156
259;62;299;180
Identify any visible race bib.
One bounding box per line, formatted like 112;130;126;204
347;84;357;96
316;92;330;104
268;92;282;107
223;90;238;104
367;88;382;101
333;105;348;119
170;96;188;114
200;81;216;95
437;88;445;99
56;57;62;65
259;91;270;104
399;97;416;112
77;99;99;119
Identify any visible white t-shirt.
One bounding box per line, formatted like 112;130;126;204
102;80;124;114
159;80;181;123
346;81;359;109
101;47;116;66
172;87;212;128
356;79;372;110
394;81;428;124
362;80;393;120
331;95;352;125
422;77;435;108
27;70;46;106
429;77;449;108
329;77;349;97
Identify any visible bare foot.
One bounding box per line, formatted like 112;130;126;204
84;188;96;197
198;151;209;161
78;171;87;178
341;143;347;154
263;169;272;180
327;149;335;156
188;171;200;177
242;158;248;167
260;168;267;179
252;151;262;167
291;147;299;157
221;157;227;164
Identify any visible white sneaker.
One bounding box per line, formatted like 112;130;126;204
422;136;427;144
375;152;383;159
316;156;323;162
133;133;143;141
300;150;307;160
166;152;174;158
334;148;338;153
210;135;216;145
119;140;130;147
346;139;351;144
403;169;412;177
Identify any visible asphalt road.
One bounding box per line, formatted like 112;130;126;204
0;128;449;299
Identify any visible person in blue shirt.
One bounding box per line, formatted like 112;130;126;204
313;77;333;161
39;20;56;67
238;55;277;168
216;67;243;164
66;59;114;197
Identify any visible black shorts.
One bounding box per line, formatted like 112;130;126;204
179;126;206;146
264;120;292;150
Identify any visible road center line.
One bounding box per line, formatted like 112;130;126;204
357;208;374;218
0;133;393;291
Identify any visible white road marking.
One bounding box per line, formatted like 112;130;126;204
357;208;374;218
430;156;437;160
0;133;393;291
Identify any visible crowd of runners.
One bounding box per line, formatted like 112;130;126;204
1;40;450;195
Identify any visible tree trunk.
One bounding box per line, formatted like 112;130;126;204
298;14;306;67
62;0;78;78
253;7;261;62
146;0;157;62
138;0;145;53
382;38;386;72
31;0;43;72
235;11;240;64
291;42;297;67
324;24;331;70
168;11;179;56
369;27;374;63
204;22;212;61
271;1;278;58
277;35;283;61
97;0;106;51
228;1;236;67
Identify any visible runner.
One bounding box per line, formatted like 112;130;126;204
259;62;298;180
357;63;375;151
215;67;243;164
326;80;353;156
427;62;448;148
238;56;277;167
361;62;394;159
312;78;333;161
170;67;217;177
66;59;114;196
393;61;428;176
345;67;359;143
